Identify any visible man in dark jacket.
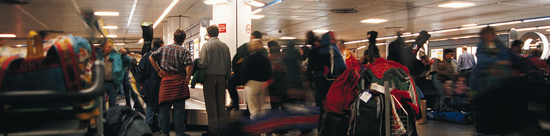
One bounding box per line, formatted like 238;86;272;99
227;31;268;109
138;38;163;131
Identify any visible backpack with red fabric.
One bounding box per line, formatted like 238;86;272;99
323;67;361;114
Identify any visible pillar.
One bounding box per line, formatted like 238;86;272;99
212;0;251;59
163;16;190;45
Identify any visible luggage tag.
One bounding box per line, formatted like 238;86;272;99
359;90;372;103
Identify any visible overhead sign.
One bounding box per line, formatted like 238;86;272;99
219;23;226;33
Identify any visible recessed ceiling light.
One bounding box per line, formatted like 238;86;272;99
438;2;475;8
489;21;522;26
313;29;330;33
103;26;118;29
248;0;265;7
280;37;296;40
251;15;265;19
101;35;118;38
462;23;477;27
360;19;387;24
0;34;16;38
94;11;119;16
251;8;263;14
153;0;179;28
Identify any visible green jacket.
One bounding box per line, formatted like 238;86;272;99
96;48;130;86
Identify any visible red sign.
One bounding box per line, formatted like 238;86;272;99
246;24;251;34
219;23;226;33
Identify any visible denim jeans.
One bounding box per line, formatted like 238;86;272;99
104;82;119;108
145;97;157;127
432;74;446;110
159;100;186;136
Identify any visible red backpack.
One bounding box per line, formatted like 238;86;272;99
323;67;361;114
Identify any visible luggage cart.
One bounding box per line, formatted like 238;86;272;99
0;60;105;135
382;68;416;136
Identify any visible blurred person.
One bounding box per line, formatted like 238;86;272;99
240;39;273;120
470;26;512;93
510;40;523;55
197;25;232;136
267;40;287;110
149;29;193;136
97;39;130;108
338;39;361;70
138;38;164;131
527;48;550;74
227;31;268;109
120;47;144;113
300;46;310;71
433;49;457;111
458;46;476;79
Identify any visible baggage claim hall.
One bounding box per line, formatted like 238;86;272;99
1;0;550;136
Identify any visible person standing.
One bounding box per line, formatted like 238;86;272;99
240;39;273;120
149;29;193;136
197;25;232;136
433;49;457;111
458;46;476;78
227;31;268;109
97;39;130;108
267;40;287;110
138;38;164;132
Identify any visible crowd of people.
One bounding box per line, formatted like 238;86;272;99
96;25;550;136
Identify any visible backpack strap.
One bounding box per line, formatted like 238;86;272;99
53;38;81;91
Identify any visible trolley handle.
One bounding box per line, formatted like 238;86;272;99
0;60;104;104
382;68;408;81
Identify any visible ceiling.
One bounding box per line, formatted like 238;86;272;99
1;0;550;45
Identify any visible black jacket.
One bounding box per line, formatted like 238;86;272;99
138;47;161;99
240;52;273;83
104;106;152;136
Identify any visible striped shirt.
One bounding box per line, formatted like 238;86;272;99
151;44;193;72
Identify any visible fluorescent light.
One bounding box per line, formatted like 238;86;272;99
251;15;265;19
345;41;361;44
434;28;459;33
516;27;537;32
114;43;126;45
153;0;180;29
361;19;387;24
103;26;118;29
376;43;386;45
489;21;521;26
204;0;228;5
313;29;330;33
93;44;101;46
460;25;487;30
405;40;415;42
94;11;119;16
537;25;550;29
101;35;118;38
462;23;477;27
251;8;263;14
248;0;265;7
438;2;475;8
138;39;144;43
0;34;16;38
547;29;550;32
127;0;139;27
280;37;296;40
430;38;448;41
524;17;550;22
